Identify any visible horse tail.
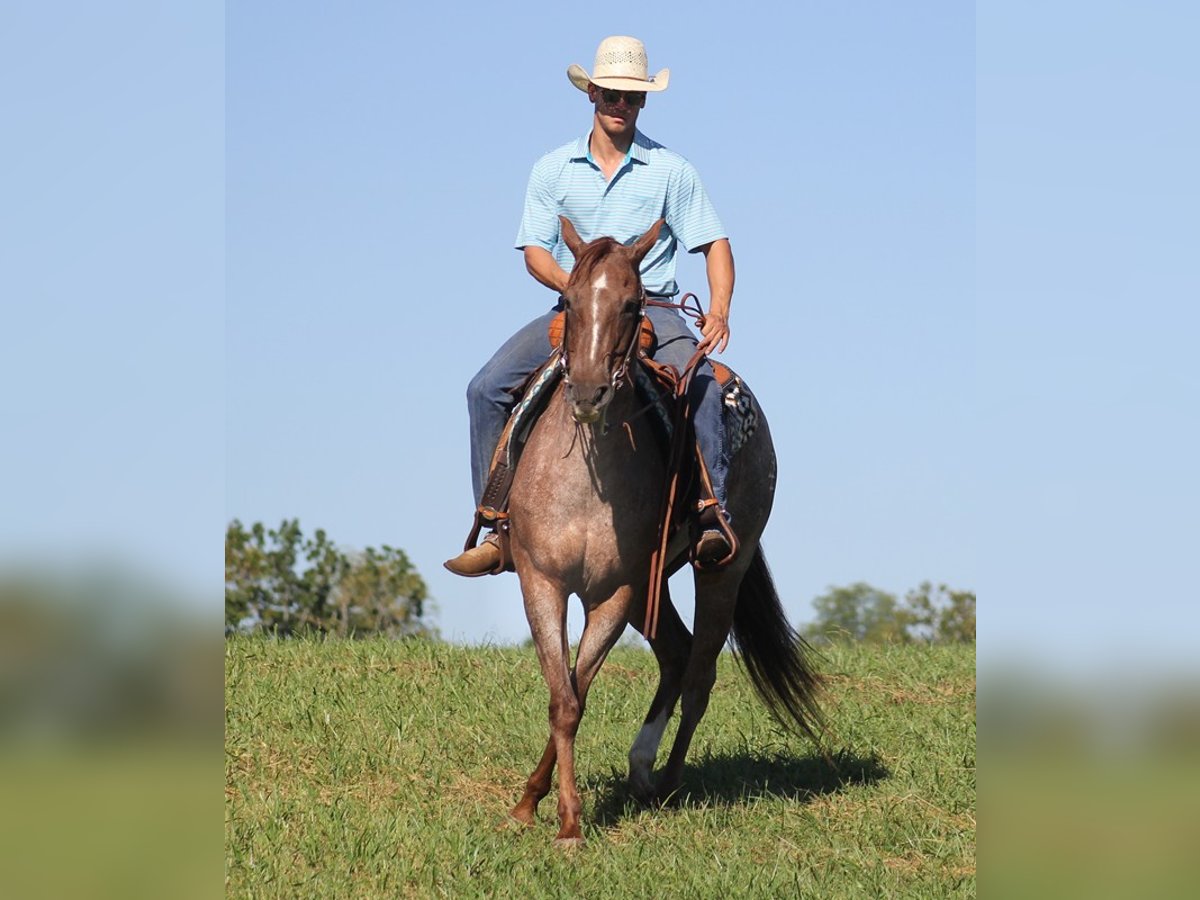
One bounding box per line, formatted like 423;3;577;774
729;547;826;744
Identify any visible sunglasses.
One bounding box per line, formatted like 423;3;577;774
598;89;646;108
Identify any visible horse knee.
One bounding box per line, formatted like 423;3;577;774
466;365;493;406
664;646;691;681
686;663;717;691
549;696;582;736
681;668;717;712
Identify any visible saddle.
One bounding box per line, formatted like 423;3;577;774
461;312;760;584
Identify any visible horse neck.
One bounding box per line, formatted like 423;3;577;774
535;375;655;485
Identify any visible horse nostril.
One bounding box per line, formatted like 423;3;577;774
567;384;609;419
571;400;599;423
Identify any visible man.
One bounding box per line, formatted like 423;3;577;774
445;35;737;577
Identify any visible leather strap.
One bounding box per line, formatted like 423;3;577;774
692;447;739;569
644;337;707;639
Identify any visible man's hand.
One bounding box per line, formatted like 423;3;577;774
696;238;735;355
697;312;730;354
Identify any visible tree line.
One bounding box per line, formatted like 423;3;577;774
225;519;433;638
225;520;973;645
805;581;975;645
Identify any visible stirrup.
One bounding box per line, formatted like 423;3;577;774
451;508;514;577
692;500;738;570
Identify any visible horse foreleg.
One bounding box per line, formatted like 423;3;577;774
628;586;692;801
541;586;634;845
515;572;595;844
575;586;637;698
655;574;740;802
510;737;555;826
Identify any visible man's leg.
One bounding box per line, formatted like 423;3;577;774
644;307;732;566
447;307;558;577
466;308;559;505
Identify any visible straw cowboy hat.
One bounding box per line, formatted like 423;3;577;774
567;36;670;93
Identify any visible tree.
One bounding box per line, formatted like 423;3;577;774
807;582;914;644
933;584;975;643
224;519;307;634
302;526;351;631
225;519;433;638
333;546;430;638
901;581;975;643
806;581;976;645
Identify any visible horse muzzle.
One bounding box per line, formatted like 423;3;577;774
567;382;611;424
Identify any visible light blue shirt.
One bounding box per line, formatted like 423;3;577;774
514;130;727;295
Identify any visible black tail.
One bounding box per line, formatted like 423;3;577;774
729;548;825;744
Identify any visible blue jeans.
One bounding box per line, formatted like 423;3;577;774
467;303;729;511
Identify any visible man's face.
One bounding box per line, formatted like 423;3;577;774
588;84;646;131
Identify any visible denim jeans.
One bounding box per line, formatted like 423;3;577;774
467;303;729;511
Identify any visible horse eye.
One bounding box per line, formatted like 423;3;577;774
622;300;640;316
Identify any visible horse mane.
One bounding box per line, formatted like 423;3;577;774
569;237;624;286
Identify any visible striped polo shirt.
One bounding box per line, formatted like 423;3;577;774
514;129;727;296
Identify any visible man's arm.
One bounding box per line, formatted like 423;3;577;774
696;238;734;354
523;246;570;294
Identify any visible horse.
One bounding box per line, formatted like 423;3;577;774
506;215;824;845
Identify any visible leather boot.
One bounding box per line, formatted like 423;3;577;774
695;529;733;569
443;532;504;577
693;505;734;570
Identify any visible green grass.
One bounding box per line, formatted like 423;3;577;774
226;636;975;898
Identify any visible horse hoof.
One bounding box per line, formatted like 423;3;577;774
655;784;684;807
507;806;536;828
554;836;584;850
629;777;656;805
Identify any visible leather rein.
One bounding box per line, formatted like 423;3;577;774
641;291;721;639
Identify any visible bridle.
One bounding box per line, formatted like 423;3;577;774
559;284;647;398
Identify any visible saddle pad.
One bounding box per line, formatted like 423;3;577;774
720;372;759;457
505;351;563;469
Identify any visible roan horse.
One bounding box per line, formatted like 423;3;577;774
506;216;823;845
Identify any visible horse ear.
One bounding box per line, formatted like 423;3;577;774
629;218;664;266
559;216;586;259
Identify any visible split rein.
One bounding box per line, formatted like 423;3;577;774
642;292;711;640
645;290;711;386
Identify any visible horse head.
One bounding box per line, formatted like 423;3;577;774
558;216;663;424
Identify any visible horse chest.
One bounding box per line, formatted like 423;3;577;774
509;404;662;579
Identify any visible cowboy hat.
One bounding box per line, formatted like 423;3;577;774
567;36;670;93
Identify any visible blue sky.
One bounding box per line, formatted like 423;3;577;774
226;2;974;646
2;3;223;593
4;2;1196;671
978;1;1199;671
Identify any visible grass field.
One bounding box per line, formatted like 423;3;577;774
226;636;975;897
